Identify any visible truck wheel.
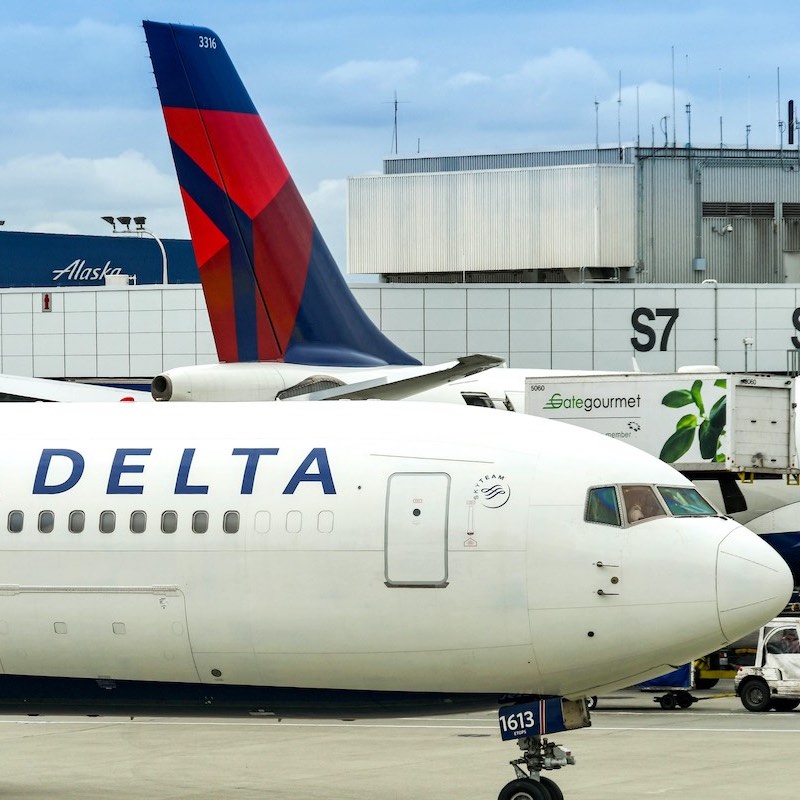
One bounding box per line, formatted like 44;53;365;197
771;698;800;712
741;678;771;712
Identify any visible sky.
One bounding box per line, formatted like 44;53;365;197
1;1;799;270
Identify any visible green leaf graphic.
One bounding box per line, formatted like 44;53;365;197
659;427;695;463
662;389;694;408
676;414;698;430
708;395;727;430
714;379;727;389
698;419;720;459
690;380;705;415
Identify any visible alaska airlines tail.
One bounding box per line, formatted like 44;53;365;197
143;21;418;367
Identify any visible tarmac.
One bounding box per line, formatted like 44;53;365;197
0;682;787;799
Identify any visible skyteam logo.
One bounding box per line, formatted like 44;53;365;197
473;474;510;509
52;259;125;283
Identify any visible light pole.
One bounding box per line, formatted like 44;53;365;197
101;215;168;285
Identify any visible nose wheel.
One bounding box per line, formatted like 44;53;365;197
498;775;564;800
499;735;573;800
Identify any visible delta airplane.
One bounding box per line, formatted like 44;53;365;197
0;397;790;799
143;20;584;409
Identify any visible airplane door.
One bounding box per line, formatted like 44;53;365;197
385;472;450;587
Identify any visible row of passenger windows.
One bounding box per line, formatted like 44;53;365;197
585;484;717;527
5;509;336;535
8;509;240;535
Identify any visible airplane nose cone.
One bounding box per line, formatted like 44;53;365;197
717;526;793;641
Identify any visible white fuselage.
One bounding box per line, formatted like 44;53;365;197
0;401;789;699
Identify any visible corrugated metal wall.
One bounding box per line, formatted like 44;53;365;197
349;146;800;283
348;165;635;274
638;155;800;283
384;147;633;174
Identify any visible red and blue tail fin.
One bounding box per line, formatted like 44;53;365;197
143;21;419;367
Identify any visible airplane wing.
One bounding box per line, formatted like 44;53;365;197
285;355;506;401
0;374;150;402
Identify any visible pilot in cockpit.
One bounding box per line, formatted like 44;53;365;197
622;485;665;524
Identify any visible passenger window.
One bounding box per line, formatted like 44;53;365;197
69;510;85;533
99;510;116;534
318;510;334;534
223;510;240;534
192;510;209;534
658;486;717;517
286;510;302;534
130;511;147;534
161;510;178;534
38;510;54;534
254;511;271;534
585;487;621;526
7;510;23;533
622;485;666;524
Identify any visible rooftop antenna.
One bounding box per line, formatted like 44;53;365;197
594;97;600;160
685;103;692;148
660;115;669;148
617;70;622;156
671;46;676;148
636;85;640;148
718;67;724;149
746;74;751;138
391;91;399;154
386;91;410;155
777;67;784;149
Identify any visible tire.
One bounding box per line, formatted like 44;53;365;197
539;776;564;800
771;698;800;712
676;691;694;709
586;695;598;710
498;778;551;800
659;693;678;710
740;678;772;712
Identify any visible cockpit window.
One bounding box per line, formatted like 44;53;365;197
621;485;666;524
657;486;717;517
585;486;621;526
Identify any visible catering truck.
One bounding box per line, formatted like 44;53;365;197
524;372;796;480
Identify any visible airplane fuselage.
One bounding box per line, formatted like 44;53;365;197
0;401;788;701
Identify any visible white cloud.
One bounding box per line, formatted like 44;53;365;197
0;150;188;239
305;178;348;270
448;71;491;88
322;58;420;91
503;47;608;94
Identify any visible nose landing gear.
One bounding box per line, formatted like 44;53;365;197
496;697;588;800
498;734;573;799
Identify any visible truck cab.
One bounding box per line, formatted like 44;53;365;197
735;616;800;711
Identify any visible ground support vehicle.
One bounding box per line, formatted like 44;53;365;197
735;616;800;712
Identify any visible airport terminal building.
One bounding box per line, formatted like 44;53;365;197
2;144;800;380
